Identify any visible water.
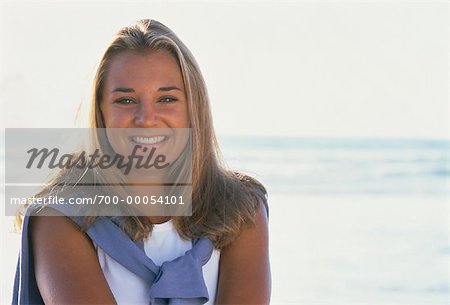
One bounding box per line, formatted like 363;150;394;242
218;136;450;305
219;136;450;197
1;136;449;304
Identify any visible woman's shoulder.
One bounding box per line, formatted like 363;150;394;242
24;203;116;303
232;171;269;216
215;186;270;304
27;204;93;256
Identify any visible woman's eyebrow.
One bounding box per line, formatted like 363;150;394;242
111;87;135;93
110;86;182;93
158;86;183;92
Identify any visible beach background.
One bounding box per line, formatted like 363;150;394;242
1;136;449;304
219;136;450;305
1;1;449;304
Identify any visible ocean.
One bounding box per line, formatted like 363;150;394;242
219;136;450;305
1;136;449;304
219;136;450;197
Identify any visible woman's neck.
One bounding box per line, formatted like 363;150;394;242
147;216;172;224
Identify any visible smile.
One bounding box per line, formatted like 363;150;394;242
131;135;168;145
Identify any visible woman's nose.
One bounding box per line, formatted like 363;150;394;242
134;102;159;127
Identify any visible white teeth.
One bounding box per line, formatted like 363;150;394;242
132;136;167;144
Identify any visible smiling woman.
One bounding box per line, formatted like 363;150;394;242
100;50;190;179
100;50;189;130
12;19;270;305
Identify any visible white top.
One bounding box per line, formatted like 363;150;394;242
94;219;221;305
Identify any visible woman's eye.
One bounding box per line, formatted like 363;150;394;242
159;97;177;103
114;98;135;105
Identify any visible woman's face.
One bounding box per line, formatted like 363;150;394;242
100;50;190;180
100;49;189;130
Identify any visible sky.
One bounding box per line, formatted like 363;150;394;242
0;0;448;140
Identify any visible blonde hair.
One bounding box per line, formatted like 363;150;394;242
20;19;267;249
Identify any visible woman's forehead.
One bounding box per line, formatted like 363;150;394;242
104;50;184;89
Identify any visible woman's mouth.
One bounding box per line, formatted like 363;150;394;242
130;135;169;146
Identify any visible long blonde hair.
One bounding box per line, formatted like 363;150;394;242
22;19;267;249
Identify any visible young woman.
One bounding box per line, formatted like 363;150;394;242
13;19;270;305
